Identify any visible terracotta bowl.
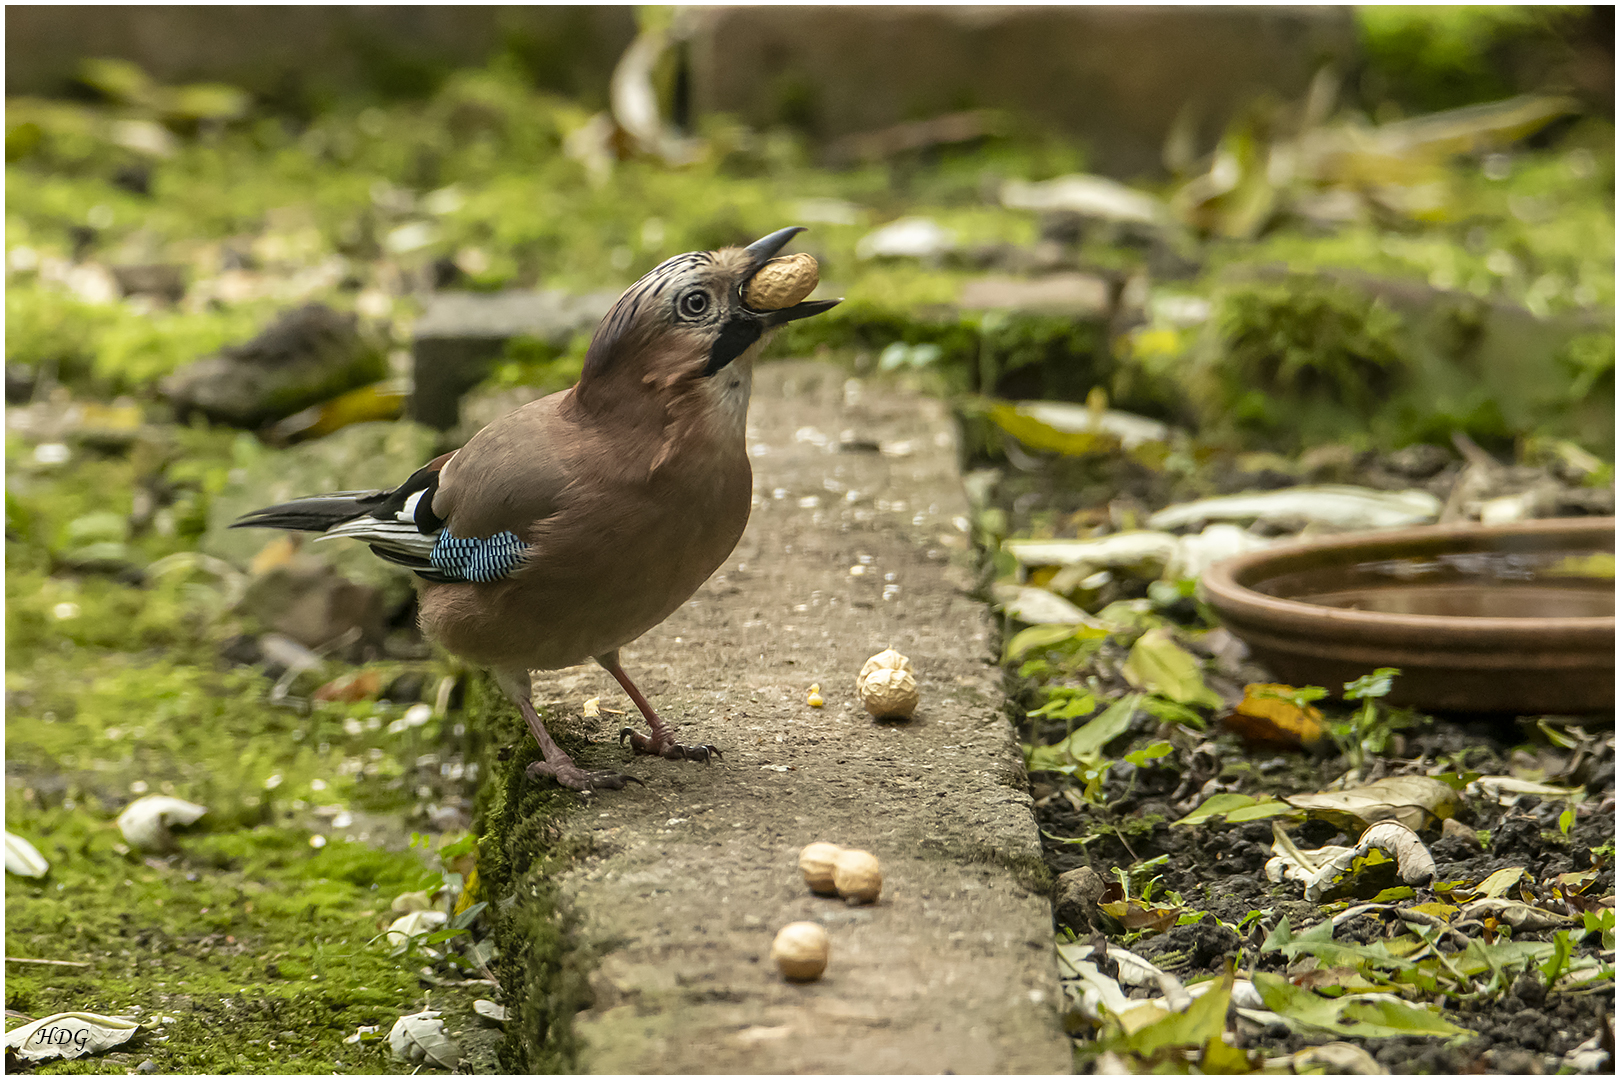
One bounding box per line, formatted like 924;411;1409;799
1202;517;1614;715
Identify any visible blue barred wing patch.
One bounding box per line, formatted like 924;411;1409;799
429;530;528;583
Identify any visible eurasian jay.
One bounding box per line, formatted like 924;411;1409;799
234;227;839;792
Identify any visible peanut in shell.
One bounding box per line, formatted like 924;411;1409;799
744;253;819;311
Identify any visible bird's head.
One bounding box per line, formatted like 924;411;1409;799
578;226;840;403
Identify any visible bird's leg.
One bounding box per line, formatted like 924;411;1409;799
597;651;723;763
498;669;642;793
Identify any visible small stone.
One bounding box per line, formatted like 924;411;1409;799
1441;817;1481;849
409;289;617;429
1512;970;1547;1009
1053;866;1107;933
161;303;386;428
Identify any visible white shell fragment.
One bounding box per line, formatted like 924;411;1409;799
1147;485;1441;532
4;1012;140;1062
1003;532;1179;573
1302;821;1437;903
856;216;955;260
5;830;50;878
1000;174;1168;226
390;888;440;914
386;909;448;950
388;1008;462;1069
856;649;918;719
115;794;208;852
473;999;509;1023
990;584;1097;627
1009;400;1172;449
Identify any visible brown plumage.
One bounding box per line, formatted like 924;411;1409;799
235;227;839;791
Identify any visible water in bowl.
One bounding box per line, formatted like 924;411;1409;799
1257;549;1615;619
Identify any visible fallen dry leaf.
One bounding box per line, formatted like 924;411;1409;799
313;669;383;703
1285;775;1458;832
1226;684;1328;748
1302;821;1437;903
388;1008;461;1069
5;830;49;878
4;1012;139;1062
1097;881;1184;933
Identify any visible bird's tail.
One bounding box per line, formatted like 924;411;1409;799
231;491;384;533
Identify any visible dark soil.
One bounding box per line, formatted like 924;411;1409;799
1033;711;1615;1072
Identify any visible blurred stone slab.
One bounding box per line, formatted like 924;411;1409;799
959;272;1113;317
5;7;634;107
161;303;385;428
1236;266;1616;457
409;289;616;429
687;5;1358;178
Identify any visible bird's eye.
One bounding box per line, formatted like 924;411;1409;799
678;291;710;318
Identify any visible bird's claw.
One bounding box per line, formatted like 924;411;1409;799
618;727;723;762
526;760;645;792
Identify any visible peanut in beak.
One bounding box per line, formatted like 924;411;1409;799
743;252;819;311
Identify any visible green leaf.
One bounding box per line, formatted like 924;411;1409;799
1005;623;1089;663
1263;918;1416;972
1261;916;1295;954
1141;696;1208;730
1559;807;1576;835
1250;683;1328;708
1023;744;1077;775
450;901;487;931
1540;930;1575;987
1226;800;1300;823
988;402;1120;457
1030;686;1099;721
1337;996;1473;1039
1059;693;1142;758
1458;938;1554;980
1343;667;1400;701
1199;1034;1258;1073
1252;971;1471;1039
1121;628;1222;709
1125;741;1175;767
1173;792;1294;827
1124;965;1234;1055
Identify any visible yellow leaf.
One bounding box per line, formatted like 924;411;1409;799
1226;683;1327;748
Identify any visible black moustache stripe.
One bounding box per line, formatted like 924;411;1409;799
704;317;763;377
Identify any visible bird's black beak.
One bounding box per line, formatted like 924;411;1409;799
742;226;842;328
744;225;807;268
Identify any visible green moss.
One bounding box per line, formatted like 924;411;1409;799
1358;6;1592;114
4;797;454;1074
463;671;597;1073
1198;276;1409;450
